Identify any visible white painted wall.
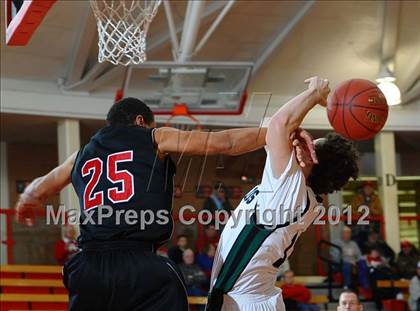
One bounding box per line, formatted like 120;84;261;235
328;191;344;243
57;120;81;237
375;132;400;253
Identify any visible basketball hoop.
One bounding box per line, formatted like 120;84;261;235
90;0;162;66
165;104;202;131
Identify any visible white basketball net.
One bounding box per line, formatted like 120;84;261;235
90;0;162;66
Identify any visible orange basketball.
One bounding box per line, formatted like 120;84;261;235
327;79;388;140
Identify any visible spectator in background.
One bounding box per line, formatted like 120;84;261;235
351;181;382;216
196;243;216;280
202;185;233;214
280;270;319;311
179;249;208;297
351;181;382;247
364;248;388;269
359;248;395;310
54;225;78;265
362;231;395;265
196;223;220;253
168;234;188;264
334;226;362;289
409;261;420;311
396;240;420;280
337;290;363;311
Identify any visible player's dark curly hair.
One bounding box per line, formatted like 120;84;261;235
107;97;154;126
308;133;359;195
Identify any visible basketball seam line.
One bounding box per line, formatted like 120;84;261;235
342;80;353;138
349;86;384;135
348;86;380;105
331;91;340;124
351;105;387;111
333;104;387;112
348;106;381;134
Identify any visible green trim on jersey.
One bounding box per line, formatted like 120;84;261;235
214;212;273;293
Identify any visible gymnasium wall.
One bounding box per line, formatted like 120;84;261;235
2;138;322;272
7;142;61;264
1;120;418;270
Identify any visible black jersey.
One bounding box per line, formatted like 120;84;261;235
71;126;176;245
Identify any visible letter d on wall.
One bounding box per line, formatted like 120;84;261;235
386;174;396;187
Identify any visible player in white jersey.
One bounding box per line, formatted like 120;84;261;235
206;77;359;311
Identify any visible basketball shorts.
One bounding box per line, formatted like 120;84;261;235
63;240;189;311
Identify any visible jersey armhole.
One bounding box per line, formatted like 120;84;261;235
151;128;157;148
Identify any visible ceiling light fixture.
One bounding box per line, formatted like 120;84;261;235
376;63;401;106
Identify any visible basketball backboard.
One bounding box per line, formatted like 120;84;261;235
123;62;253;115
5;0;56;46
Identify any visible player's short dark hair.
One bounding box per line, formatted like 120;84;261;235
106;97;154;126
308;133;359;195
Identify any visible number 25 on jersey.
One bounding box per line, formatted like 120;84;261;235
81;150;134;210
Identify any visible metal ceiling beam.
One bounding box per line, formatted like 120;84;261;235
163;0;179;60
148;0;227;52
60;62;108;91
377;1;420;106
64;4;97;86
177;1;206;62
400;57;420;94
252;1;315;76
380;1;401;63
194;0;235;56
132;61;253;68
402;80;420;105
88;1;227;92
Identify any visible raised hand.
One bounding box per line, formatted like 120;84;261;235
304;76;330;107
15;192;44;226
291;128;318;167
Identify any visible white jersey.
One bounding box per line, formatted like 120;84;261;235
209;149;320;311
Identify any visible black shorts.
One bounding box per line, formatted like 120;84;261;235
63;240;189;311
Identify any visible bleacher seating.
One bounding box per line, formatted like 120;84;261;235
0;265;62;280
377;280;410;289
0;265;330;310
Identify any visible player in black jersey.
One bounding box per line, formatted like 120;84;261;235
15;97;317;311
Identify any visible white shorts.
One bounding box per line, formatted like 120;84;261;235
221;291;285;311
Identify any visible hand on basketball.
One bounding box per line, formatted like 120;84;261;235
304;76;330;107
291;128;318;167
15;193;43;226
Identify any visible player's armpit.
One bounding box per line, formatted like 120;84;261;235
154;127;266;156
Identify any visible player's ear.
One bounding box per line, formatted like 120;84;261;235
134;115;145;127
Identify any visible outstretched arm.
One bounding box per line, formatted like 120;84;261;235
154;127;267;156
266;77;330;177
15;152;77;225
